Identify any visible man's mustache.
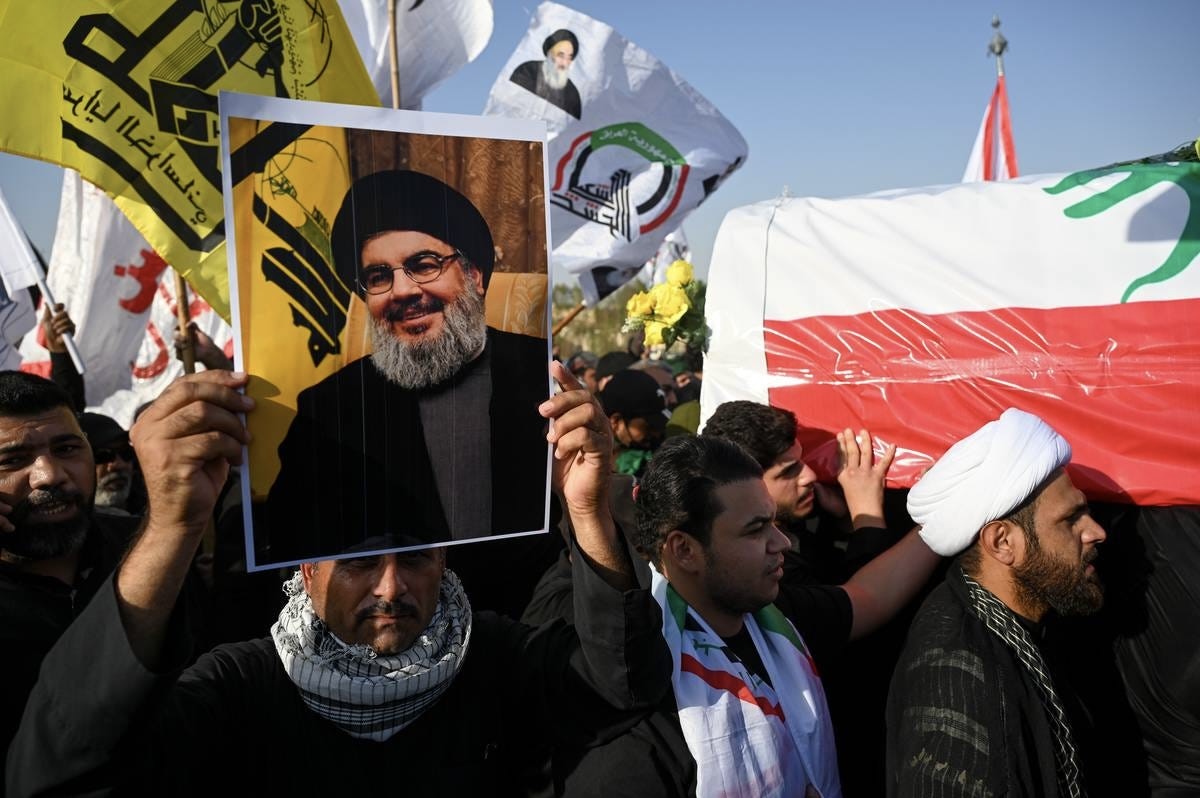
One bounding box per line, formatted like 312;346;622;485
11;488;87;522
382;296;445;323
356;600;419;623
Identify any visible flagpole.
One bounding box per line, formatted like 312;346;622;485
174;272;195;374
388;0;401;110
21;236;86;376
31;273;85;376
989;15;1008;77
553;302;587;336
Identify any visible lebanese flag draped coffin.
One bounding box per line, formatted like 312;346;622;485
701;162;1200;505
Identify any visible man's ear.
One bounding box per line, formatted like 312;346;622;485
663;529;703;575
300;562;317;592
978;519;1021;567
467;263;485;295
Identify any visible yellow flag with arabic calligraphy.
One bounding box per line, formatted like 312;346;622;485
0;0;378;319
225;113;366;498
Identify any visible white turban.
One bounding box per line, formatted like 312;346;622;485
907;408;1071;556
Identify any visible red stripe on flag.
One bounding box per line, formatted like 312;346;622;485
762;298;1200;505
981;81;1000;182
640;164;690;235
19;360;51;379
996;75;1018;178
553;132;592;192
680;653;785;720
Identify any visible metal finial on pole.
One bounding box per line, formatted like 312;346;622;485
988;15;1009;78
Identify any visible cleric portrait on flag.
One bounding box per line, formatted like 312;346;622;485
219;94;553;569
509;28;583;119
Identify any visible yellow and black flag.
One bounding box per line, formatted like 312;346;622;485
224;111;361;497
0;0;378;318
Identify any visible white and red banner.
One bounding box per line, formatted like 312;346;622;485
339;0;493;109
702;163;1200;506
19;170;230;425
963;74;1018;182
484;2;746;305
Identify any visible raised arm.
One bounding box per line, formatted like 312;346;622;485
840;527;939;639
119;370;253;667
540;360;633;591
43;303;85;412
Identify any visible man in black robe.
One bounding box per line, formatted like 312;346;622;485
510;28;583;119
887;408;1108;797
0;372;139;788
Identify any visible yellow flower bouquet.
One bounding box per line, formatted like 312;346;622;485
622;260;709;351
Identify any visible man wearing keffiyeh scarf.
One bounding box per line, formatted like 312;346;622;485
608;434;941;798
8;365;671;796
272;562;472;741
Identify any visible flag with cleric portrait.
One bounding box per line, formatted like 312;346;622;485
338;0;493;109
483;2;746;305
18;169;231;425
0;0;379;320
701;163;1200;506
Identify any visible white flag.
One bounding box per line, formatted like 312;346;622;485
638;226;690;289
92;270;232;427
18;171;231;417
0;185;40;368
484;2;746;304
339;0;493;109
0;185;45;295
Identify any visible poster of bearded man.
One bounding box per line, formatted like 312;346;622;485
219;93;552;569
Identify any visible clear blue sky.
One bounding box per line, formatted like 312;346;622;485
2;0;1197;281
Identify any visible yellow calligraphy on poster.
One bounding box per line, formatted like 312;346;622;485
0;0;378;318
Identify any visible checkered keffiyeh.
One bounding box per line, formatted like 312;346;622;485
271;569;472;741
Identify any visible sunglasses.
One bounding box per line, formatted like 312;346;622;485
94;444;135;465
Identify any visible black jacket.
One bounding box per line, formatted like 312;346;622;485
261;328;549;565
886;566;1079;797
0;511;138;786
7;538;669;797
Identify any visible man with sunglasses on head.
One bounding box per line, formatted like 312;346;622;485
79;412;139;515
263;171;551;613
0;373;142;787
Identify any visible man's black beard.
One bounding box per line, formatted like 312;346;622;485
1;487;92;560
371;285;487;390
1013;536;1103;617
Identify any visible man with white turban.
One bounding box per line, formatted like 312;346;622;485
886;408;1108;798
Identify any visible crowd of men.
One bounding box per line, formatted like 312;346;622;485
1;170;1196;797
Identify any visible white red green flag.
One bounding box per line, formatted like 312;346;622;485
963;74;1018;182
702;163;1200;506
484;2;746;305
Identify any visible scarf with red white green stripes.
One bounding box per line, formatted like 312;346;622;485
652;569;841;798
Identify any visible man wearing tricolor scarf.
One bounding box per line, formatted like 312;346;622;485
886;409;1107;797
8;365;670;795
573;434;939;798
